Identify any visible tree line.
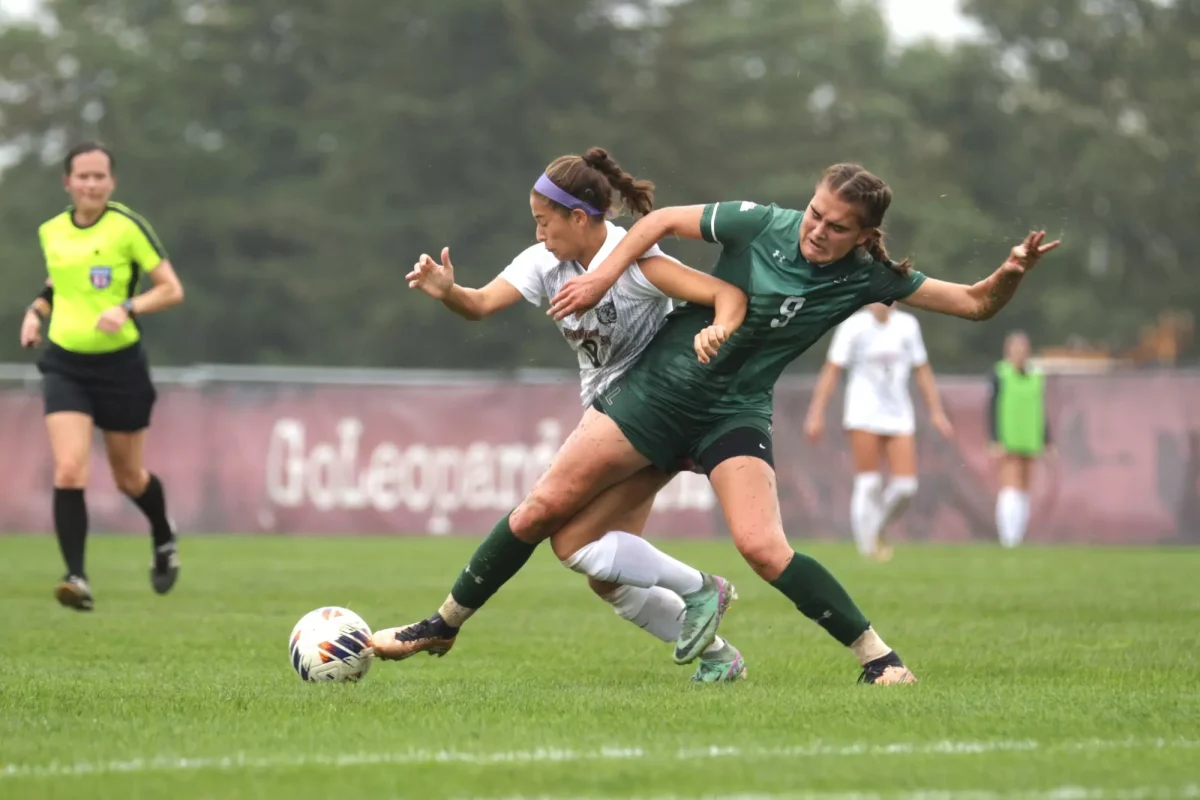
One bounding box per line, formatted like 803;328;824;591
1;0;1195;372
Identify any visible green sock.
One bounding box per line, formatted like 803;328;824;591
449;513;538;611
770;551;870;646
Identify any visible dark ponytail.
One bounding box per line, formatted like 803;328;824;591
862;229;911;277
581;147;655;218
539;147;656;219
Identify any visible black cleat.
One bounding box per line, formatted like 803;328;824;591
54;575;94;611
858;650;917;685
371;615;459;661
150;537;181;595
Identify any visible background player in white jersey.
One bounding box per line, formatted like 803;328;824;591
398;147;750;682
804;303;953;561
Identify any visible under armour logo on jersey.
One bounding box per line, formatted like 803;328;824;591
772;250;788;263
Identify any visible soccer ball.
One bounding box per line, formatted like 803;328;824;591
288;606;375;682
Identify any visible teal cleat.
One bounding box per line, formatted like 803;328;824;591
690;640;747;684
674;574;737;665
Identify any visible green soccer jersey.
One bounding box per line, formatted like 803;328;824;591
619;200;926;420
39;202;168;354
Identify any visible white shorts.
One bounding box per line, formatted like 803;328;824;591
842;412;915;438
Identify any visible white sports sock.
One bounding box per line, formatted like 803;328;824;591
564;531;704;596
437;594;476;628
1013;489;1031;546
879;476;919;532
849;626;891;665
851;472;883;556
603;585;724;655
996;487;1028;547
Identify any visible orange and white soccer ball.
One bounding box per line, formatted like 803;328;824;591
288;606;374;682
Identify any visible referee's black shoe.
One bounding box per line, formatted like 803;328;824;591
151;537;180;595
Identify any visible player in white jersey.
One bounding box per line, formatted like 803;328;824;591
392;148;749;682
804;303;953;561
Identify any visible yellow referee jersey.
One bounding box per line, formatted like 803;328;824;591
38;201;167;354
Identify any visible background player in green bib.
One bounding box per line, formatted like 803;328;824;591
19;142;186;612
372;163;1058;686
989;330;1052;548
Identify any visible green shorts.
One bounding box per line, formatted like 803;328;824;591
592;379;773;475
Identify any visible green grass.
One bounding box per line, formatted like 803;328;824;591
1;535;1198;800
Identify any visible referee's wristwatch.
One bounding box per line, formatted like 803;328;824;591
121;299;137;318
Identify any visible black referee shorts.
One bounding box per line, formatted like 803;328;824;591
37;342;157;433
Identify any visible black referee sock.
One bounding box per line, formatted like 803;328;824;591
129;473;174;549
53;488;88;579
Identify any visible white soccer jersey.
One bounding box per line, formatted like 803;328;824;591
826;308;929;436
499;221;674;406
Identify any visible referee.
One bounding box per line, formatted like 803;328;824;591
19;142;185;611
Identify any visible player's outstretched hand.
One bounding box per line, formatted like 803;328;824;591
548;271;614;321
693;324;728;364
803;415;824;443
406;247;456;300
1002;231;1060;276
19;310;41;349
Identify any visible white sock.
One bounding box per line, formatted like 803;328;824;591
849;626;891;665
437;594;476;628
879;476;919;532
995;488;1016;546
1013;490;1031;545
996;488;1030;547
563;531;704;596
603;585;724;655
851;472;883;556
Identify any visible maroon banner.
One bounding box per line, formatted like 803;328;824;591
1;373;1198;544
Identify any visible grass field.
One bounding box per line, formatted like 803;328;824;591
1;535;1198;800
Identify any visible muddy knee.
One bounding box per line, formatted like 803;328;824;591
509;489;573;544
732;528;793;581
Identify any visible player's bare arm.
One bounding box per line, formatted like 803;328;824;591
913;362;953;438
803;361;842;442
549;206;708;320
635;254;748;363
900;231;1060;321
407;247;524;321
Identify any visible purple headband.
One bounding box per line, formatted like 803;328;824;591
533;173;605;217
